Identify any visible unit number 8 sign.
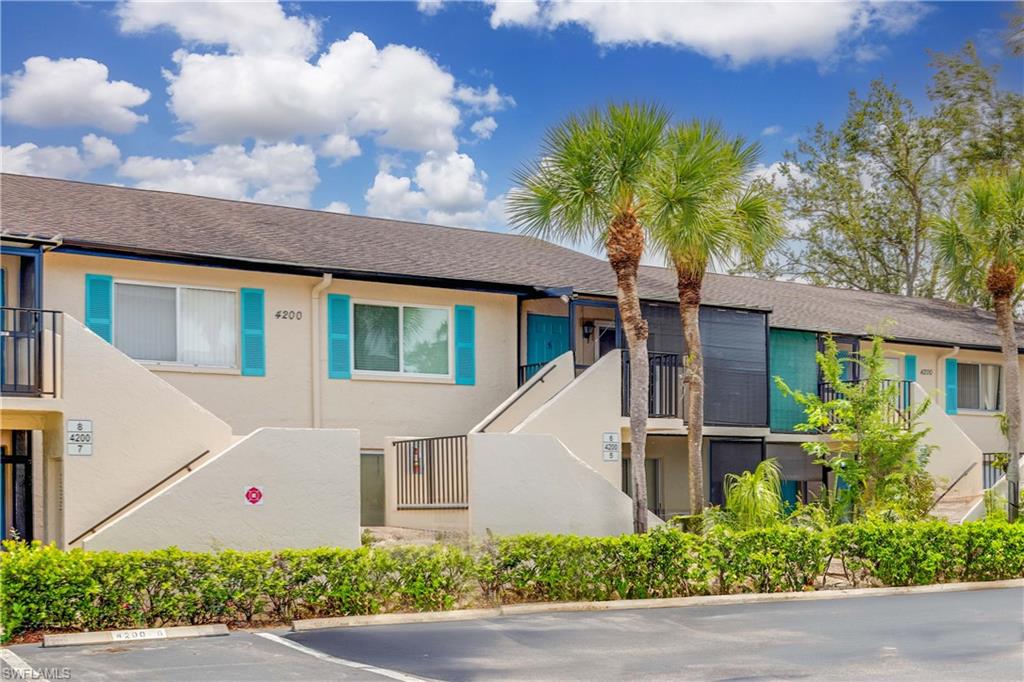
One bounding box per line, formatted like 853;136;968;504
66;419;94;456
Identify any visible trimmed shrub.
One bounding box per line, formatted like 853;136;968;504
2;521;1022;640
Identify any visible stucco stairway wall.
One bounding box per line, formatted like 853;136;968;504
59;316;237;543
468;432;661;537
471;351;576;434
512;350;625;488
916;383;984;498
83;428;360;552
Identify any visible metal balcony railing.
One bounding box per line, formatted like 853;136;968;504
817;379;912;428
1;307;60;398
517;361;548;387
621;351;681;419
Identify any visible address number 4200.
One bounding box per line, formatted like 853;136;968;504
274;310;303;320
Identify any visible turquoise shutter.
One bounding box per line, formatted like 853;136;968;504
904;354;917;407
327;294;351;379
904;355;917;382
945;357;958;415
454;305;475;385
240;288;265;376
84;274;113;342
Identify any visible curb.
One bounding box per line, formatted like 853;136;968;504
42;624;229;648
292;608;502;632
290;579;1024;632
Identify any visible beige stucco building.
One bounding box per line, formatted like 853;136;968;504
2;173;1020;546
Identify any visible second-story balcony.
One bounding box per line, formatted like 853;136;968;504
817;378;913;428
1;307;61;398
621;351;682;419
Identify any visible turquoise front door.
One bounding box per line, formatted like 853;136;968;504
526;314;569;366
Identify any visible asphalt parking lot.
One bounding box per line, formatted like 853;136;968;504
4;587;1022;681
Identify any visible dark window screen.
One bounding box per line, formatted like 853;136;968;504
701;308;768;425
640;303;768;426
710;440;763;507
642;302;684;355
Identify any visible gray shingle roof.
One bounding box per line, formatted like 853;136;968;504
1;172;1015;350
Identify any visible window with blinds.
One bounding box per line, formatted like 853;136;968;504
353;303;450;376
113;282;238;368
957;362;1002;411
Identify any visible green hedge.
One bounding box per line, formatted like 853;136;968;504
3;521;1022;640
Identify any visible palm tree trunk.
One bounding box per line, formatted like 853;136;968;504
994;293;1021;521
677;265;705;512
608;211;650;533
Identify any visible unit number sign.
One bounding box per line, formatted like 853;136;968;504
602;432;621;462
66;419;94;456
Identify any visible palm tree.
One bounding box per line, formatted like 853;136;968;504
508;103;670;533
936;169;1024;521
646;121;782;513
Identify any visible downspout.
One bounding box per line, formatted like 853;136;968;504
937;345;960;383
310;273;333;428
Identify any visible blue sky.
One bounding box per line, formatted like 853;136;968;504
2;1;1020;235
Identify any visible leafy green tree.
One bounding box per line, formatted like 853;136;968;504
646;121;782;512
739;34;1023;300
739;80;952;297
928;42;1024;181
508;103;670;533
935;169;1024;521
776;336;935;520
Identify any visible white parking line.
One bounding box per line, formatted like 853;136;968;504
254;632;436;682
0;648;50;682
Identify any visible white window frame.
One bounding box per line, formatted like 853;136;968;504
112;279;239;369
956;361;1002;412
350;299;454;380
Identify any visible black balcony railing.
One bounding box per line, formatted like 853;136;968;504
1;307;60;398
982;452;1016;490
621;351;681;419
517;361;548;387
394;435;468;509
817;379;912;428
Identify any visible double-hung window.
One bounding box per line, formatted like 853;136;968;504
957;362;1002;411
352;302;450;377
113;282;238;368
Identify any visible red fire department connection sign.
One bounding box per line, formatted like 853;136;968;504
244;486;264;505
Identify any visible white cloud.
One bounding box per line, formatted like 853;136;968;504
155;32;506;153
470;116;498;140
1;134;121;179
489;0;542;28
417;0;445;16
323;200;351;214
117;0;513;155
320;133;362;165
1;57;150;133
454;84;515;112
486;1;927;66
116;0;320;57
853;44;885;63
117;142;319;207
751;161;808;190
761;125;783;137
365;152;506;228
